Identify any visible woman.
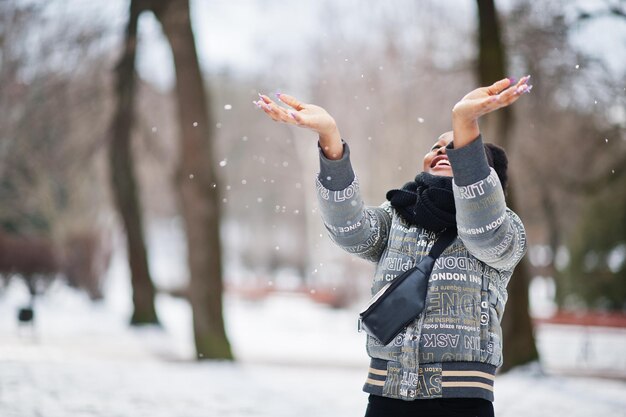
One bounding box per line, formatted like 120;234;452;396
255;77;531;417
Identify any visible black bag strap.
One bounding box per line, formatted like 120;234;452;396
427;228;457;259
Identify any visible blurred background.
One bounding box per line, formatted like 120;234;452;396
1;0;625;416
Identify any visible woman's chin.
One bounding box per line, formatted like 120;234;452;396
428;168;453;177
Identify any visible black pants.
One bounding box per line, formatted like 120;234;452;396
364;394;495;417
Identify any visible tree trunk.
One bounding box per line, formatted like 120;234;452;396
151;0;233;360
476;0;513;143
475;0;539;371
109;0;159;325
498;188;539;371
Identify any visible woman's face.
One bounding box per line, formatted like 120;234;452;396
423;131;454;177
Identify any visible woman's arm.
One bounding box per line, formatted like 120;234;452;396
447;137;527;271
447;77;531;270
255;92;393;262
315;141;393;262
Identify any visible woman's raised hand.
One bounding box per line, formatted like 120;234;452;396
452;76;531;121
451;76;532;147
254;93;344;159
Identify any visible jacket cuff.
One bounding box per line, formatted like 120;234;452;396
318;140;355;191
446;134;491;186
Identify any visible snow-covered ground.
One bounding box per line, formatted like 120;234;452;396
2;276;626;417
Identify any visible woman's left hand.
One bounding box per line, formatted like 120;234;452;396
452;76;532;146
453;76;531;121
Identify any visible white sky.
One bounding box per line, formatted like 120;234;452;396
132;0;625;90
136;0;327;90
26;0;626;90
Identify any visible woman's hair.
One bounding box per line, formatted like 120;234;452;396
484;143;509;194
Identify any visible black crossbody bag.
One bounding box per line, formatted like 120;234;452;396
358;229;457;345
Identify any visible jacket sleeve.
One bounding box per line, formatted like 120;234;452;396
446;135;527;271
315;141;392;263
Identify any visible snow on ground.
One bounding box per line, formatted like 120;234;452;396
1;271;626;416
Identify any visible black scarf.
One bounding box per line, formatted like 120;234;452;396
385;172;456;232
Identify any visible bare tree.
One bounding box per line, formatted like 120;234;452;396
501;0;626;315
0;2;115;299
475;0;539;371
148;0;233;359
109;0;159;325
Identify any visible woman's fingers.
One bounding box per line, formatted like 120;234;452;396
486;78;513;95
257;92;306;112
486;75;532;98
502;76;531;101
276;93;305;111
489;75;532;104
254;92;309;125
254;98;281;121
255;94;275;112
254;95;302;125
265;103;291;122
515;75;531;89
454;75;533;121
468;76;531;116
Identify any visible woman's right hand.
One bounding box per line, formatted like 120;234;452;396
254;93;343;159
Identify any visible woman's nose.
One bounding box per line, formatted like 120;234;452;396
436;146;446;155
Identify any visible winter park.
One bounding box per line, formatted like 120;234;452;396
2;1;626;416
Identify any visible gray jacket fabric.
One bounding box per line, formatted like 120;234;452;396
315;136;527;402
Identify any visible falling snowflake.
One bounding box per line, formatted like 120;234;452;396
193;122;198;127
418;117;425;123
219;159;227;167
224;104;232;110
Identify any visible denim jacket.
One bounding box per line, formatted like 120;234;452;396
315;136;527;402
